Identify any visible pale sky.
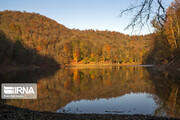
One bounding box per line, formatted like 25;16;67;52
0;0;173;35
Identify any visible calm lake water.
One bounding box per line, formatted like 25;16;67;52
0;66;180;118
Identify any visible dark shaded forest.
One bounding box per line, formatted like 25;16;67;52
0;30;59;65
144;0;180;65
0;0;179;66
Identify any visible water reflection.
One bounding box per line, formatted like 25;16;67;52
57;93;158;115
0;66;179;118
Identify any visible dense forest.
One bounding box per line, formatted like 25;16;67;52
0;10;153;65
0;0;179;66
145;0;180;64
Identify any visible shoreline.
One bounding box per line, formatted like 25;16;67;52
0;63;153;74
0;62;179;75
0;104;178;120
64;62;155;68
0;64;60;74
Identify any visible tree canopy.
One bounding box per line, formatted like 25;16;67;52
0;10;153;65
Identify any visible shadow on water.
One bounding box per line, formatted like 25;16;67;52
0;68;59;103
147;68;180;118
0;66;180;118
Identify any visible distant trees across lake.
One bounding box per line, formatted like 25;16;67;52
0;0;179;66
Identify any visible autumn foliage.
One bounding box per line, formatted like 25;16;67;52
0;10;155;65
145;0;180;64
0;1;179;66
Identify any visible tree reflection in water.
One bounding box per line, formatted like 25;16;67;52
0;66;179;118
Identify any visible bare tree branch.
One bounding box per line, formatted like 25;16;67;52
120;0;167;34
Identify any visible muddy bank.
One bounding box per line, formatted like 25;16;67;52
165;59;180;75
0;104;178;120
156;58;180;76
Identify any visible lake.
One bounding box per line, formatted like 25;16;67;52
0;66;180;118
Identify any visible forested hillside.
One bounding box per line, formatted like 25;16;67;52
144;0;180;65
0;10;154;65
